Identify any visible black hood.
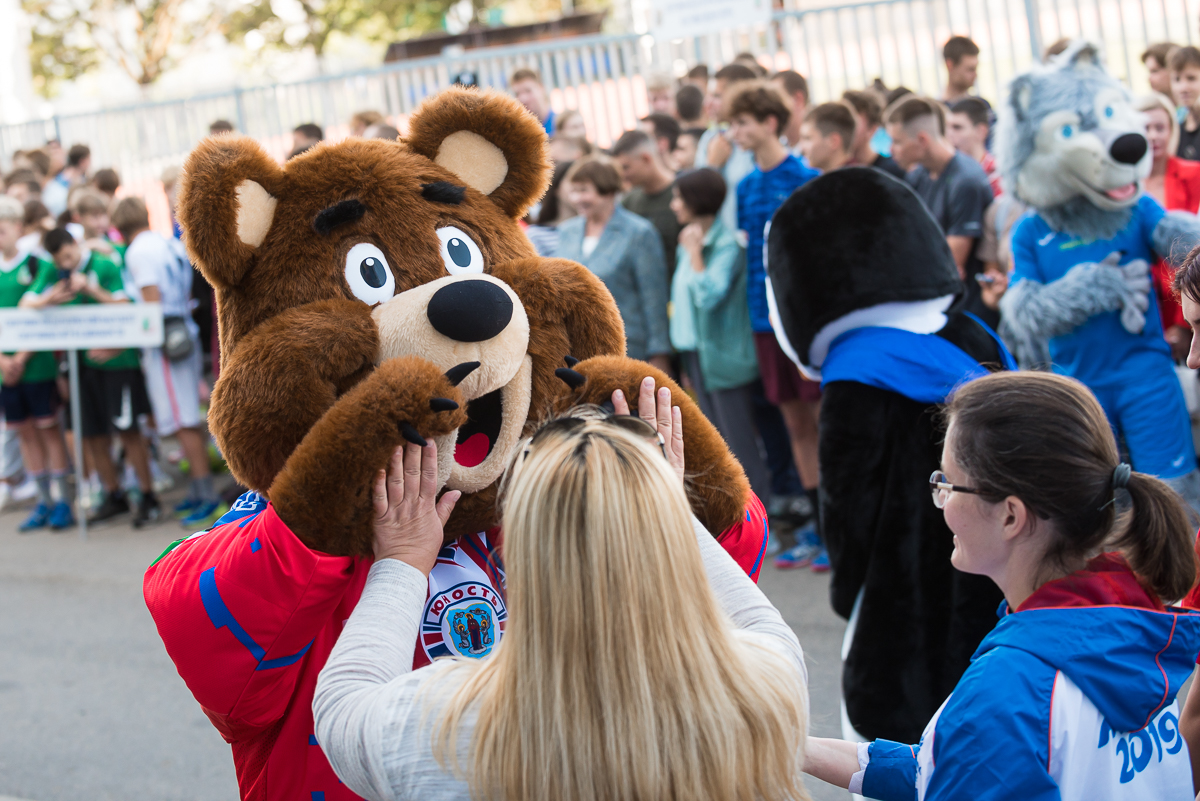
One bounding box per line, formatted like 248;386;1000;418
765;167;962;370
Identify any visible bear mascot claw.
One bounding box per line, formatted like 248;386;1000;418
998;40;1200;509
142;88;766;801
766;167;1011;743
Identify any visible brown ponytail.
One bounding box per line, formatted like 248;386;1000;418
945;372;1197;603
1114;473;1198;602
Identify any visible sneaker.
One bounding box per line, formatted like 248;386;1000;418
768;493;815;529
173;497;202;518
133;493;162;529
180;500;228;529
19;502;51;533
11;476;39;503
88;491;131;524
774;526;820;569
151;460;174;493
48;500;75;530
810;547;831;573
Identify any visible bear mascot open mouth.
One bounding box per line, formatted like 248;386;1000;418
174;87;752;556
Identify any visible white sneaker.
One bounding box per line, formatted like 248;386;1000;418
151;460;174;493
11;476;39;503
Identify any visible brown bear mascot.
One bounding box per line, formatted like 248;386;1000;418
143;88;768;801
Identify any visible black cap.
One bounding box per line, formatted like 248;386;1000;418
766;166;962;370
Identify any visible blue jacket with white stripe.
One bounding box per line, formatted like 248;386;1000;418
860;553;1200;801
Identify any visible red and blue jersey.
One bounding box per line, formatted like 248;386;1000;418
144;489;768;801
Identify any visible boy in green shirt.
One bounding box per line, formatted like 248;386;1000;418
0;197;74;531
23;228;160;527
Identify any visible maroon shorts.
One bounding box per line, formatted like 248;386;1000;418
754;332;822;405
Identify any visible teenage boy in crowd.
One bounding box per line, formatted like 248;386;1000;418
639;113;682;168
0;198;72;530
22;228;160;526
771;70;810;157
70;191;124;265
112;198;222;527
941;36;982;104
946;97;1001;196
675;84;706;128
511;68;556;135
798;101;857;173
289;125;323;160
886;95;995;324
41;144;90;218
1143;42;1178;101
645;74;675;116
841;90;906;178
673;127;706;171
729;81;826;568
695;63;759;232
1171;46;1200;161
612;129;681;280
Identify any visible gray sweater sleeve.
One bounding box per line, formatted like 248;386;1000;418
315;520;807;800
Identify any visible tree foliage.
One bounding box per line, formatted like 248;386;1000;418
23;0;543;97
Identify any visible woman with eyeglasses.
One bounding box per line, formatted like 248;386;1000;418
804;371;1200;800
313;400;810;800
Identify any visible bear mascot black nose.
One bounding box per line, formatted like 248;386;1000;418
1109;133;1148;165
427;279;514;342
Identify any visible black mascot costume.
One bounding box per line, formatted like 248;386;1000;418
766;167;1012;743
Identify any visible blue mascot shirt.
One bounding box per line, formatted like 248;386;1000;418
1010;194;1170;387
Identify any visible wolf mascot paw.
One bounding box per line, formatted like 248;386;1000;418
996;40;1200;510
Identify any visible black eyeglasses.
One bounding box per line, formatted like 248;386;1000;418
525;414;667;459
929;470;983;509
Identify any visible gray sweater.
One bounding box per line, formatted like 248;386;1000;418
313;520;807;801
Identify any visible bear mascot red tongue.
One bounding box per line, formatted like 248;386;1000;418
142;87;766;801
767;166;1012;743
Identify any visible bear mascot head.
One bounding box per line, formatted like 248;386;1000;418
176;87;749;556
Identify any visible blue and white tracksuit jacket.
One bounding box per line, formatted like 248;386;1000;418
857;553;1200;801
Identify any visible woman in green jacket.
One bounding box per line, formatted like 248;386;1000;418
670;169;769;502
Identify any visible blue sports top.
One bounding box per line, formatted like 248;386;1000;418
737;154;820;333
1009;195;1170;387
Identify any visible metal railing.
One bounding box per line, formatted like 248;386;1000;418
2;0;1196;219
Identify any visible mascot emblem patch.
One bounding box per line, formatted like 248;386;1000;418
423;580;506;660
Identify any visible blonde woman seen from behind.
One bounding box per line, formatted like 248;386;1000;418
314;391;810;801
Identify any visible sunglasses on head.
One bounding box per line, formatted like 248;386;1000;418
525;414;667;459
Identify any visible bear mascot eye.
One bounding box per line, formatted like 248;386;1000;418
344;242;395;305
436;226;484;275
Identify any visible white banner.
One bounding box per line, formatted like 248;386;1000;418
651;0;772;40
0;303;164;351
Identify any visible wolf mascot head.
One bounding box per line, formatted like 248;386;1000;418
995;39;1151;240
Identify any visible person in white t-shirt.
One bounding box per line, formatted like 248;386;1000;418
112;197;221;527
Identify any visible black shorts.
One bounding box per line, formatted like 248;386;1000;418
0;380;60;424
79;366;152;438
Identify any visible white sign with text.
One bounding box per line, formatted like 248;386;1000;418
651;0;772;40
0;303;164;351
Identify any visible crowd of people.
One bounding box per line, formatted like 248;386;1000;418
11;31;1200;800
1;142;223;531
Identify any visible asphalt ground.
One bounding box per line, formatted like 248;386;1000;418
0;491;858;801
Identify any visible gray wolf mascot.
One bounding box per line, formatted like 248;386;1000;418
999;40;1200;506
766;167;1010;742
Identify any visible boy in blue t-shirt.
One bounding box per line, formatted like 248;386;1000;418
729;81;824;569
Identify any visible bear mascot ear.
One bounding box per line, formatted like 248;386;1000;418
404;87;551;220
177;136;286;290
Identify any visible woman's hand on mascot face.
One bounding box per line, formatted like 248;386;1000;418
611;376;686;483
372;442;462;575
